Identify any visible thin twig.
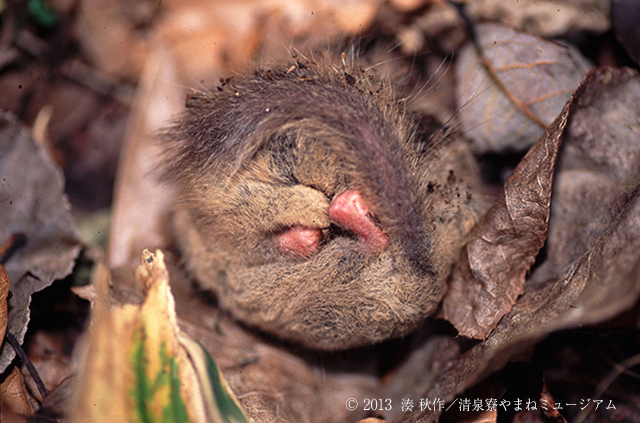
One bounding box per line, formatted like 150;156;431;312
5;332;50;399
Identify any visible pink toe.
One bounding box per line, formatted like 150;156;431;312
275;226;323;257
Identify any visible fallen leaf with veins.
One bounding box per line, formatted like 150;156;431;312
443;70;580;339
403;66;640;423
456;23;592;153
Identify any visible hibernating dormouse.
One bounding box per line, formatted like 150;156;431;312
161;49;485;350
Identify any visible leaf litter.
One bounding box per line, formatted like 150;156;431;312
403;66;640;423
0;113;82;373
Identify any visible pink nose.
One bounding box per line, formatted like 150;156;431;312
274;189;388;257
328;190;388;253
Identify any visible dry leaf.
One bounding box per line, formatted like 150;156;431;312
0;367;37;420
401;67;640;423
536;67;640;280
0;112;81;373
443;78;578;339
455;23;591;152
529;67;640;328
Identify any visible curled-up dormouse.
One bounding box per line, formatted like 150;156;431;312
162;51;484;350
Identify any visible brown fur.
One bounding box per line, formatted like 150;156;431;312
162;51;483;350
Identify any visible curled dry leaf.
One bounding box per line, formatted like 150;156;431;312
529;67;640;328
0;366;38;419
443;76;579;339
0;112;81;373
402;67;640;423
455;23;591;153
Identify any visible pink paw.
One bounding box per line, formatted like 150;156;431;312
275;226;323;257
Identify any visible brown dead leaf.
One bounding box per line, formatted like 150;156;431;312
0;367;37;420
401;67;640;423
534;67;640;282
455;23;591;152
443;77;579;339
0;113;81;373
528;67;640;328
